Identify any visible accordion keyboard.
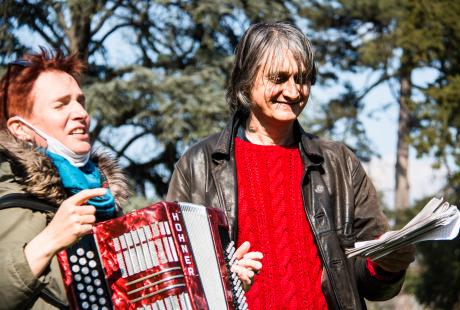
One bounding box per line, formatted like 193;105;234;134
66;235;113;310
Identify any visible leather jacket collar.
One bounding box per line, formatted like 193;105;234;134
211;111;324;167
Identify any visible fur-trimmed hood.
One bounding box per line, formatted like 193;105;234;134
0;130;131;208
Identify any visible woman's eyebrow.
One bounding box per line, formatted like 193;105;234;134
49;93;85;103
49;94;71;103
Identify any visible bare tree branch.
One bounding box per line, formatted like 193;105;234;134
356;71;393;102
117;130;150;156
89;22;132;55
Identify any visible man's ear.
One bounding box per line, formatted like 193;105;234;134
7;117;32;142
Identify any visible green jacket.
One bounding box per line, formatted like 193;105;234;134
0;131;130;309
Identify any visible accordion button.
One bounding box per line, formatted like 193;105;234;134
89;260;97;268
71;265;80;273
87;285;94;293
84;276;92;284
99;297;107;305
74;274;82;282
70;255;78;263
82;267;89;275
96;288;104;296
79;257;87;266
77;248;85;256
79;293;87;300
92;270;99;278
94;279;101;286
89;295;96;303
77;283;84;291
81;301;89;309
87;251;95;259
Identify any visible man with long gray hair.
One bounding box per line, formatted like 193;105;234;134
167;21;414;309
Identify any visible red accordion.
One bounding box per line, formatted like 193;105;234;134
57;201;248;310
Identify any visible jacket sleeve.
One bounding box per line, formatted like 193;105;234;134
349;151;406;301
166;156;192;203
0;207;52;309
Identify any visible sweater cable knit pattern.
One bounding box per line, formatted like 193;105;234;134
235;137;328;310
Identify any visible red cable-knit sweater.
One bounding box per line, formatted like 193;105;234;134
235;137;328;310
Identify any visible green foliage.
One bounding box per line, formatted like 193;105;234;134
414;238;460;309
407;0;460;178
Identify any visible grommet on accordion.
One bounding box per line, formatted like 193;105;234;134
57;201;248;310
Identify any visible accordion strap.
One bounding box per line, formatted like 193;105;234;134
39;288;69;309
0;193;57;213
0;194;68;309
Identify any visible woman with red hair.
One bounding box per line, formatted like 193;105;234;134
0;49;130;308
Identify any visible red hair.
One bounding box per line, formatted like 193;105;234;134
0;48;85;128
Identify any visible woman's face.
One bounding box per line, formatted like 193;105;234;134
25;70;91;154
250;51;311;125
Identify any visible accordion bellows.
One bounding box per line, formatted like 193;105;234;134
57;201;248;310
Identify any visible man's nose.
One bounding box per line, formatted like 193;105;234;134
283;78;300;100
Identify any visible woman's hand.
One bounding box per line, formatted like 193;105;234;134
231;241;263;291
371;244;416;273
24;188;106;277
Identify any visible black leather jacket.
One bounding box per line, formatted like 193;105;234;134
166;112;405;309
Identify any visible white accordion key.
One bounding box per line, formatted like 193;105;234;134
154;238;168;264
150;222;160;237
162;236;174;262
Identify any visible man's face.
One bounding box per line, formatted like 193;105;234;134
250;51;311;125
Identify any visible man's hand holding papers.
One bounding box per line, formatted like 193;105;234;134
346;197;460;261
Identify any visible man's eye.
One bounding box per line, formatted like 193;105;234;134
269;74;288;84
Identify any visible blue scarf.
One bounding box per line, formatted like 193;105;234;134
46;151;116;221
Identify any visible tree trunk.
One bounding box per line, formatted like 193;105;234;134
394;54;413;211
69;2;96;62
